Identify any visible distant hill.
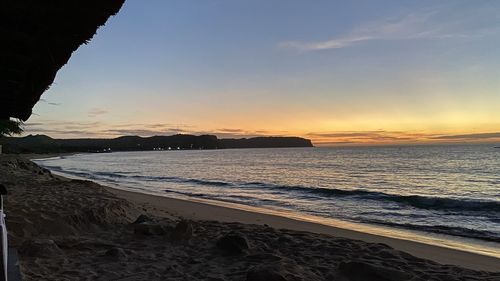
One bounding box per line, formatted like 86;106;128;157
1;134;313;153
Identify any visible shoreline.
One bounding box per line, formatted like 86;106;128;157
104;183;500;259
28;153;500;272
2;154;499;280
106;186;500;272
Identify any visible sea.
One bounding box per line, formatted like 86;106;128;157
34;144;500;257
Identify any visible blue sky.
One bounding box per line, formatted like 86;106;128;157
27;0;500;145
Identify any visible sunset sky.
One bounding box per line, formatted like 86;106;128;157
25;0;500;146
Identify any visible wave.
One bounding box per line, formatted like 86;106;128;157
94;171;127;178
41;166;121;184
128;175;230;187
381;194;500;213
169;177;500;214
32;156;62;161
39;164;63;171
360;219;500;243
163;189;280;207
39;165;500;214
240;182;500;213
49;170;228;187
183;178;230;186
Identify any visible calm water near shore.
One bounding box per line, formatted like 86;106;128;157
34;144;500;255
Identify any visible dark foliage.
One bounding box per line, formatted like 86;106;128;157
0;119;23;137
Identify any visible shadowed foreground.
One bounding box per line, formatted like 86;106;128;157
0;155;498;280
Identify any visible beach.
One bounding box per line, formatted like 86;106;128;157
1;154;499;280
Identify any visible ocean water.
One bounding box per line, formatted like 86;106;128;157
34;145;500;250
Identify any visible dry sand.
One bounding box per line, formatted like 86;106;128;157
1;154;499;280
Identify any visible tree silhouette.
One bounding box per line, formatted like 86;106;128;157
0;119;23;137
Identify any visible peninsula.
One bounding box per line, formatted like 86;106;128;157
1;134;313;154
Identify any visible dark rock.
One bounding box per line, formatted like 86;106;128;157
216;232;249;255
133;222;166;235
246;267;288;281
171;220;193;241
104;247;128;260
338;261;411;281
133;214;153;224
19;239;63;257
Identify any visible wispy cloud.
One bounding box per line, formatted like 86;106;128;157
280;35;373;51
216;128;246;133
103;129;185;136
210;128;290;139
307;130;418;145
39;98;61;106
23;121;197;138
26;121;101;128
24;121;103;137
88;108;108;117
22;127;103;136
279;6;498;51
279;12;433;51
24;120;293;140
307;130;500;146
24;122;44;127
430;132;500;140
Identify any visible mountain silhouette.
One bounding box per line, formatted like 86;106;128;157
2;134;313;153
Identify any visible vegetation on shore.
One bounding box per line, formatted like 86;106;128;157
0;119;23;137
2;134;313;154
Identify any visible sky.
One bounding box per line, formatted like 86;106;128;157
25;0;500;146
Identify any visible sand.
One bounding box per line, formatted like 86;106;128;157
106;188;500;272
0;154;499;280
